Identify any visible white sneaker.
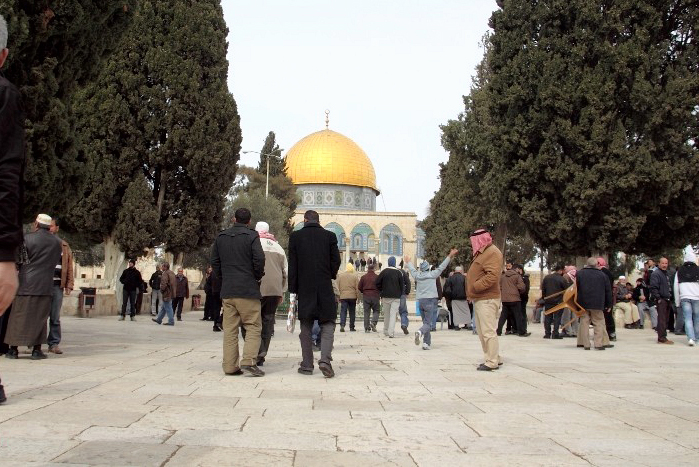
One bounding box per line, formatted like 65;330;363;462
689;339;695;347
414;331;422;346
422;343;430;350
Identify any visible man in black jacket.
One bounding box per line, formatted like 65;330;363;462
0;15;24;403
398;266;411;334
211;208;266;376
289;210;341;378
597;257;617;341
445;266;471;330
149;267;162;316
576;257;612;350
541;265;567;339
516;264;531;335
119;260;142;321
376;256;404;338
650;257;673;345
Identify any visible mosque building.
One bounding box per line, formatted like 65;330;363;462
285;112;425;266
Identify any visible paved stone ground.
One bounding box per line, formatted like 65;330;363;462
1;309;698;466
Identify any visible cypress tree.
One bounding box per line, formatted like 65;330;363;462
69;0;242;279
256;131;286;178
0;1;137;219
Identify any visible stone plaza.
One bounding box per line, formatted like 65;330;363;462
1;310;698;466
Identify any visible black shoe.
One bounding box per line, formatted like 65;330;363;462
552;335;563;339
505;330;513;335
241;365;265;377
543;335;551;339
610;333;617;341
350;328;356;332
453;327;461;331
0;385;5;404
5;348;18;359
213;325;222;332
340;327;345;332
401;325;408;334
31;350;48;360
595;347;606;350
577;344;585;348
477;363;495;371
518;332;531;337
370;323;377;332
225;368;243;375
298;367;313;375
319;363;335;378
604;344;615;348
496;331;502;336
152;318;161;324
256;360;264;367
177;317;182;321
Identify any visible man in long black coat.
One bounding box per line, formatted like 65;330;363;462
289;210;341;378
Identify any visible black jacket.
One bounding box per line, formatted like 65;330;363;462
120;267;143;292
632;283;649;303
402;269;411;295
444;273;467;300
542;273;568;307
149;270;162;290
288;222;341;322
16;228;62;296
211;223;265;299
0;74;25;262
376;268;404;299
650;268;671;301
576;266;612;311
204;271;221;296
520;274;531;303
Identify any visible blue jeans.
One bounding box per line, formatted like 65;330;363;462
340;299;356;329
680;299;699;342
48;285;63;347
155;300;175;324
418;298;438;346
399;295;408;328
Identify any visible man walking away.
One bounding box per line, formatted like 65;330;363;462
337;262;359;332
289;210;341;378
674;247;699;346
48;218;73;354
466;229;503;371
149;266;162;316
516;264;530;335
251;221;287;366
576;257;612;350
445;266;471;330
173;268;189;321
119;259;142;321
4;214;61;360
541;265;568;339
597;257;617;341
376;256;404;338
212;208;265;376
650;257;673;345
405;248;457;350
358;263;381;332
499;266;527;336
398;266;412;334
153;263;176;325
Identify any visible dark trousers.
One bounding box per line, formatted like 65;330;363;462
604;307;616;336
204;293;221;320
340;299;357;329
516;301;528;334
258;296;279;362
544;305;563;337
173;297;185;319
656;298;670;341
0;304;10;354
498;301;520;334
363;296;380;330
121;289;137;317
299;319;334;369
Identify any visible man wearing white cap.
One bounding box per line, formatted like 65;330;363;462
615;275;640;328
4;214;62;360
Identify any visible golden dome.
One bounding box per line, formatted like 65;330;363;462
285;129;379;193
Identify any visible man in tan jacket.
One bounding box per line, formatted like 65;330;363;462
466;229;503;371
153;263;176;325
48;219;74;354
498;267;527;337
337;262;359;332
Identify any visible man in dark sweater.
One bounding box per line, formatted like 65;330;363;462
541;265;568;339
597;257;617;341
650;257;673;345
358;264;380;332
119;260;143;321
576;257;612;350
375;256;404;338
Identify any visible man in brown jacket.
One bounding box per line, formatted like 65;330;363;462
498;267;527;337
337;262;359;332
466;229;504;371
153;263;176;325
47;219;74;354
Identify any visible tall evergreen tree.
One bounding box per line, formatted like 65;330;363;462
69;0;241;280
256;131;286;178
0;1;137;219
483;0;698;256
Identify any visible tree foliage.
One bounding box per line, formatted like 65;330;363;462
0;1;137;219
68;0;241;259
224;186;291;250
256;131;286;178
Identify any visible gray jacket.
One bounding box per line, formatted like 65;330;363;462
407;256;451;300
17;227;62;296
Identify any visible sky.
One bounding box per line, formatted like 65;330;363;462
221;0;498;218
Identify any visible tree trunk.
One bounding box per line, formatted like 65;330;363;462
175;252;184;268
493;223;507;259
104;235;127;308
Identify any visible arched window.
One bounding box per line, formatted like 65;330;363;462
379;224;403;255
325;222;346;248
350;223;375;251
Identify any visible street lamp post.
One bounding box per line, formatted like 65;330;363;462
242;149;283;198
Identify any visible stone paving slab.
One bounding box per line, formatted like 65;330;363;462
0;312;698;466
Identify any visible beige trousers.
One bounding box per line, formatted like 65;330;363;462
222;297;261;372
615;302;640;324
474;298;501;369
578;309;605;349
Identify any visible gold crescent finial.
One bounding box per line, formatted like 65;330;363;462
325;109;330;129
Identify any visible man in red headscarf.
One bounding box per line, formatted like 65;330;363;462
466;229;504;371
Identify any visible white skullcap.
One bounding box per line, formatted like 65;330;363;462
36;213;52;226
454;266;463;272
255;221;269;233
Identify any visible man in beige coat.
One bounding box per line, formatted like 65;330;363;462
337;262;359;332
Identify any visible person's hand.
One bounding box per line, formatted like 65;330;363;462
403;255;411;264
449;248;458;258
64;288;72;296
277;296;283;306
0;261;19;316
